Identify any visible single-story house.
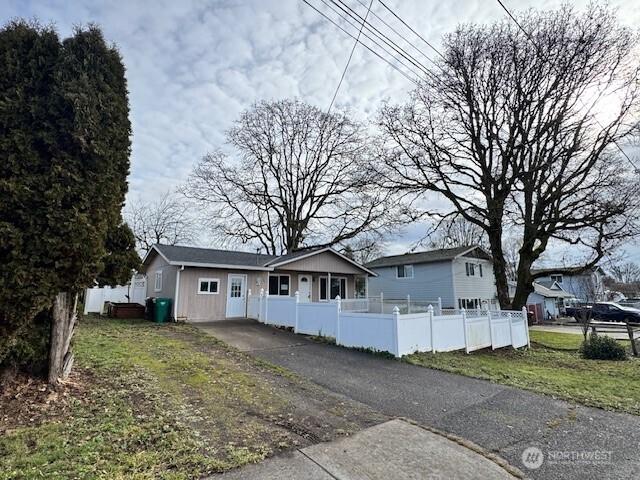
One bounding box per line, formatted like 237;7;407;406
532;266;606;302
365;246;498;309
140;244;375;322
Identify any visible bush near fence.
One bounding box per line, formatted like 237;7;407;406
247;291;529;357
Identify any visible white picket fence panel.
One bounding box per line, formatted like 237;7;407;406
83;275;146;314
247;289;529;357
297;302;339;337
339;312;397;354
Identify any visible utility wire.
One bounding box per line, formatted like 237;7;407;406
302;0;420;86
326;0;374;114
330;0;436;77
495;0;640;172
318;0;427;80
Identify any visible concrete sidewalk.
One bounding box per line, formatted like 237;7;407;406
213;419;518;480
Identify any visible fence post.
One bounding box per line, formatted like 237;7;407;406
428;304;434;353
335;295;341;345
264;290;269;324
487;309;494;350
508;311;514;348
407;294;411;314
258;288;264;322
392;306;400;357
438;297;442;316
462;307;469;354
294;291;300;333
380;291;384;313
522;306;530;348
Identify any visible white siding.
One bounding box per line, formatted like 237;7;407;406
368;261;455;307
452;257;497;305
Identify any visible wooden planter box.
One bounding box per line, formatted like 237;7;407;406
107;302;145;319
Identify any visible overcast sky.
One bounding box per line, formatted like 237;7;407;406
3;0;640;263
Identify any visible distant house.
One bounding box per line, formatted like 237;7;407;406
532;266;606;302
365;246;498;309
140;244;375;322
509;280;574;320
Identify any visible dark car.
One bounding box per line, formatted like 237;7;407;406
590;302;640;323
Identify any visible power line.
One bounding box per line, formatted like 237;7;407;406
302;0;421;86
330;0;436;76
326;0;373;114
495;0;640;172
377;0;445;60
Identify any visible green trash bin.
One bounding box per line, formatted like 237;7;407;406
154;298;171;323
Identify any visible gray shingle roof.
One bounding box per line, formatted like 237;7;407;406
154;244;277;267
263;246;325;266
365;246;484;268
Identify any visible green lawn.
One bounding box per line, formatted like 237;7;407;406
0;317;382;480
405;330;640;415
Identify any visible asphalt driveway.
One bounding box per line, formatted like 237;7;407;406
198;319;640;480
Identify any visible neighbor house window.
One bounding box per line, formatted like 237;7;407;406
319;277;347;300
550;274;563;283
268;274;290;296
198;278;219;294
396;264;414;278
154;271;162;292
355;276;367;298
458;298;481;309
465;262;476;277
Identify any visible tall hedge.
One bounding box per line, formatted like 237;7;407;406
0;20;138;367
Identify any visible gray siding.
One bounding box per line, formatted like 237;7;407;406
145;254;178;302
368;260;455;307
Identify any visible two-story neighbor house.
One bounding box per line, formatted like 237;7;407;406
365;246;498;309
532;266;606;302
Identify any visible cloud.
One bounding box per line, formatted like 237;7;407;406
3;0;639;260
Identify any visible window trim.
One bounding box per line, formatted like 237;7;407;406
465;262;476;277
154;271;162;292
550;274;563;283
396;264;414;279
197;277;220;295
268;274;291;296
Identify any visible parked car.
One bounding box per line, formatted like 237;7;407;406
575;302;640;323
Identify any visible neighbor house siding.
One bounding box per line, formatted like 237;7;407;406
452;257;497;304
368;261;455;307
277;251;364;274
177;268;268;322
145;253;178;302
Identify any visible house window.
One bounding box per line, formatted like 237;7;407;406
479;264;483;277
320;277;347;300
154;271;162;292
458;298;481;309
198;278;219;294
355;276;367;298
465;262;476;277
396;264;414;278
551;274;563;283
268;274;290;296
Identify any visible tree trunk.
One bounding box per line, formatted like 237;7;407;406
486;221;511;309
511;254;536;310
48;292;77;385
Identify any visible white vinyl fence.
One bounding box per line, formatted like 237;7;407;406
247;290;529;357
83;275;147;314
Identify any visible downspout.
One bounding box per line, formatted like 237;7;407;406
174;265;184;321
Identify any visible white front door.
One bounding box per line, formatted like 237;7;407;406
226;274;247;318
298;275;312;302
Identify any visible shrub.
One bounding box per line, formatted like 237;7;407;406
580;334;627;361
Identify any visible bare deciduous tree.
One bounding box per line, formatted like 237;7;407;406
610;261;640;284
378;4;640;308
183;99;411;255
126;192;197;254
426;216;488;250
